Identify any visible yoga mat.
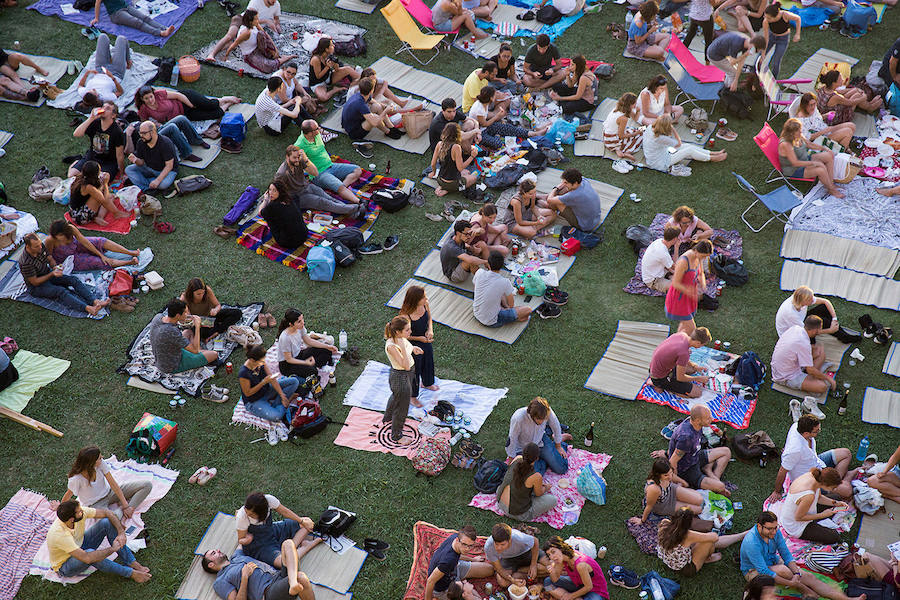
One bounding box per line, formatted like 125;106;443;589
0;52;70;107
855;499;900;560
386;278;542;344
787;48;859;95
319;100;438;154
65;196;136;234
30;457;179;583
0;131;12;149
343;360;507;433
636;378;757;429
367;56;464;105
334;406;452;457
780;259;900;311
469;449;611;529
771;333;850;404
126;376;177;394
622;47;663;64
0;350;70;413
452;37;504;60
298;542;367;594
884;342;900;378
861;387;900;429
336;0;377;13
584;320;671;400
0;489;53;600
781;229;900;279
48;49;159;112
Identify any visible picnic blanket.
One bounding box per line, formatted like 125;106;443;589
48;48;159;112
776;569;847;599
366;56;463;105
334;406;452;457
64;196;137;234
624;213;743;296
0;243;112;319
469;449;611;529
475;0;584;41
28;0;199;47
637;379;756;430
343;360;507;433
0;489;53;600
194;14;366;81
336;0;376;13
0;350;70;413
626;490;735;555
117;303;263;396
27;456;178;583
862;387;900;428
0;52;69;107
236;167;398;271
0;206;39;260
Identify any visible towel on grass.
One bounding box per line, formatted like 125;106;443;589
48;49;159;112
624;213;743;297
117;303;263;396
343;360;507;434
334;406;452;457
636;378;756;429
0;350;70;413
0;490;53;600
29;456;179;583
65;196;137;234
468;449;611;529
0;206;39;261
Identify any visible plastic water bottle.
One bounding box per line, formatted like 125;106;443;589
450;430;464;445
856;436;870;462
649;577;665;600
339;329;347;352
170;64;180;87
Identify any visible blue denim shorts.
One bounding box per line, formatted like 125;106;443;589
818;450;836;468
314;162;359;191
486;308;518;328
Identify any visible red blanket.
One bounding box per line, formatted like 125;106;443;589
64;195;136;234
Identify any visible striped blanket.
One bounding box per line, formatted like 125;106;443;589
0;490;52;600
637;379;756;429
236;166;405;271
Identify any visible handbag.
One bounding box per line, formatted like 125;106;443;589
401;110;434;139
108;269;134;296
686;108;708;132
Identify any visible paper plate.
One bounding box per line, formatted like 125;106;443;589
877;143;894;156
863;156;880;167
864;138;881;148
861;166;886;178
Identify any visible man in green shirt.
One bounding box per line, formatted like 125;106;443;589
295;120;362;204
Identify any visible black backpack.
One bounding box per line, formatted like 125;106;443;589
373;189;409;213
536;4;562;23
325;226;364;249
624;224;654;255
484;165;527;189
718;88;753;119
152;57;176;84
314;507;357;538
334;34;367;57
331;240;356;267
473;459;508;494
710;254;749;286
593;63;616;80
847;578;899;600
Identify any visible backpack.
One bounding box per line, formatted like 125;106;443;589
166;174;212;198
373;189;409;213
624;224;654;255
28;176;63;202
289;400;331;439
297;374;325;401
473;459;507;493
734;351;766;389
412;436;451;476
731;431;779;462
592;63;615;80
220;112;246;142
334;34;367;57
307;245;336;281
846;578;898;600
325;226;364;249
886;83;900;117
536;4;562;23
484;164;527;189
314;507;357;538
331;240;356;267
698;293;719;311
710;254;749;286
223;186;259;226
718;88;753;119
560;225;601;249
152;57;176;84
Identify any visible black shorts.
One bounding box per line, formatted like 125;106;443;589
346;125;369;142
678;450;709;489
651;371;693;396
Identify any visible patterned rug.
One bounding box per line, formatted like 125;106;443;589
624;213;743;297
236;165;404;271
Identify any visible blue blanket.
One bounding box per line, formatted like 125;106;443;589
476;0;584;41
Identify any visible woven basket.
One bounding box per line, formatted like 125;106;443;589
178;55;201;83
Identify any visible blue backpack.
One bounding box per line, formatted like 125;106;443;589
735;351;766;390
307;245;336;281
886;83;900;116
220;112;246;142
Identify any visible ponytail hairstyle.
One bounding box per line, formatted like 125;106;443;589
69;445;102;480
278;308;302;336
385;315;410;340
810;467;842;488
478;202;498;218
542;536;576;558
476;84;497;106
648;457;672;484
512;443;539;488
692;239;713;256
657;506;694;551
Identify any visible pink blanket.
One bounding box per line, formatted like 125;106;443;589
468;449;611;529
334;406;451;458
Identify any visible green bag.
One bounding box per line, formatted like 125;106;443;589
522;270;546;296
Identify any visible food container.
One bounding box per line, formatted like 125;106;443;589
144;270;164;290
0;221;16;248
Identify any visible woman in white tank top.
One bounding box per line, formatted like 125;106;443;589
779;467;847;544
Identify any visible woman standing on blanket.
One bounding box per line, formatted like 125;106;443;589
495;443;558;522
90;0;175;37
549;55;599;116
602;92;643;160
430;123;479;197
226;9;297;74
656;507;749;576
780;467;849;544
629;458;711;529
642;116;727;174
136;85;242;124
665;239;711;335
399;286;439;410
179;278;245;343
638;75;684;126
778;118;844;199
45;220;139;271
276;309;338;383
816;70;883;126
681;0;715;64
794;93;855;149
666;205;712;259
543;536;609;600
308;37;360;103
760;3;801;79
469;86;549;141
501;179;557;240
239;343;300;426
383;315;422;445
52;446;152;522
68;160;131;227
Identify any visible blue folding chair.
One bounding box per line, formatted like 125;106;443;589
664;54;723;112
733;172;803;232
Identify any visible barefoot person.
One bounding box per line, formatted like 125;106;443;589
46;221;139;271
48;500;151;583
501;179;557;240
54;446;152;522
398;285;439;409
203;542;315;600
308;37;359;102
439;220;488;283
657;507;749;575
543;536;609;600
90;0;175;37
496;443;558;521
235;492;322;568
226;9;297;74
485;523;549;589
0;49;47;102
383;316;423;445
778;119;843;199
148;299;220;373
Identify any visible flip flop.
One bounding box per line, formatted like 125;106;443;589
189;466;207;484
197;467;217;485
266;313;276;328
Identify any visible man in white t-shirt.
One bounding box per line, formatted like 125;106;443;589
641;226;679;292
77;69;123;103
484;523;548;587
771;317;835;394
248;0;281;32
473;252;532;327
767;415;852;503
235;492;321;568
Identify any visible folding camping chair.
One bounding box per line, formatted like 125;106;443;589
381;0;447;65
755;49;813;120
733;171;803;232
664;53;723;112
401;0;460;36
665;33;724;83
753;122;816;193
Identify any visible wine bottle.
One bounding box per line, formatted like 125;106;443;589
584;422;594;447
838;390;848;416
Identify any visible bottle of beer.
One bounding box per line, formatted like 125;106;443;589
838;390;848;416
584;422;594;447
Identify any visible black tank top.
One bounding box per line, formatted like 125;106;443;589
69;183;91;211
438;144;461;182
769;14;790;35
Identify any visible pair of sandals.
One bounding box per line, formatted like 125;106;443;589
188;466;218;485
257;313;277;329
110;295;140;312
214;225;238;238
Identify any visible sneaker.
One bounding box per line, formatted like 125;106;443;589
266;428;279;446
358;242;383;255
276;423;289;442
802;396;825;420
535;302;561;319
874;326;893;345
833;326;862;344
408;188;426;207
789;398;802;423
383;235;399;250
669;164;692;177
612;159;632;174
716;127;738;141
543;288;568;305
363;538;390;551
353;142;374;159
859;313;877;338
660;420;678;440
545;285;569;301
608;565;641;589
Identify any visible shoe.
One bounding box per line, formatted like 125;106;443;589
874;326;893;345
660;420;678;440
543;288;568;305
197;467;217;485
408;188;426;207
385;128;403;140
332;91;348;107
608;565;640;589
188;466;207;484
276;423;290;442
833;326;862;344
363;538;390;551
801;396;825;420
32;165;50;183
669;164;692;177
366;548;386;561
358;242;383;255
220;138;242;153
612;159;632;174
789;398;802;423
383;235;399;250
353;142;374;159
716;127;738;141
266;428;279;445
535;302;561;319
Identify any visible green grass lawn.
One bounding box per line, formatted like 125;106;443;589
1;1;898;598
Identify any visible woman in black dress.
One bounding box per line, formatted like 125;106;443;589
398;285;439;408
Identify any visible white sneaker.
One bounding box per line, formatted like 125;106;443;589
276;423;290;442
669;164;692;177
612;159;631;174
802;396;825;420
789;398;802;423
266;427;279;445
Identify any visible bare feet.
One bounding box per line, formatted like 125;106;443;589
110;257;136;267
877;187;898;197
115;210;130;219
296;536;322;561
289;580;305;596
424;384;440;391
94;216;110;226
394;435;415;446
205;54;219;62
711;151;728;162
435;188;448;196
473;28;489;39
705;552;722;563
410;398;423;408
131;569;152;583
160;25;175;37
828;188;845;199
130;560;151;573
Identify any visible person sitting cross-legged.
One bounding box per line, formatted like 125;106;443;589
495;442;558;522
308;37;359;103
341;78;404;146
545;168;602;233
869;443;900;504
740;511;865;600
125;121;178;193
468;86;547;141
47;500;151;582
473;250;531;328
275;145;366;219
68;160;131;227
501;179;557;240
295;119;363;205
424;525;494;600
506;397;570;475
148;299;219;374
439;220;488;284
522;34;567;90
549;54;599;115
180;277;245;343
468;203;510;258
771;315;836;395
484;522;550;589
430;123;480;198
259;179;310;249
667;404;733;496
235;492;321;569
629;457;709;528
649;327;711;398
641;226;679;293
657;507;749;576
202;542;315;600
239;343;300;426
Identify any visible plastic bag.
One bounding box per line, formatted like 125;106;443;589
546;117;578;145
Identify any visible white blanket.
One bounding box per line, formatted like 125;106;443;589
49;49;159;112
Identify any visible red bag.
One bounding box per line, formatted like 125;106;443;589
291;399;322;429
561;238;581;256
108;269;133;296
